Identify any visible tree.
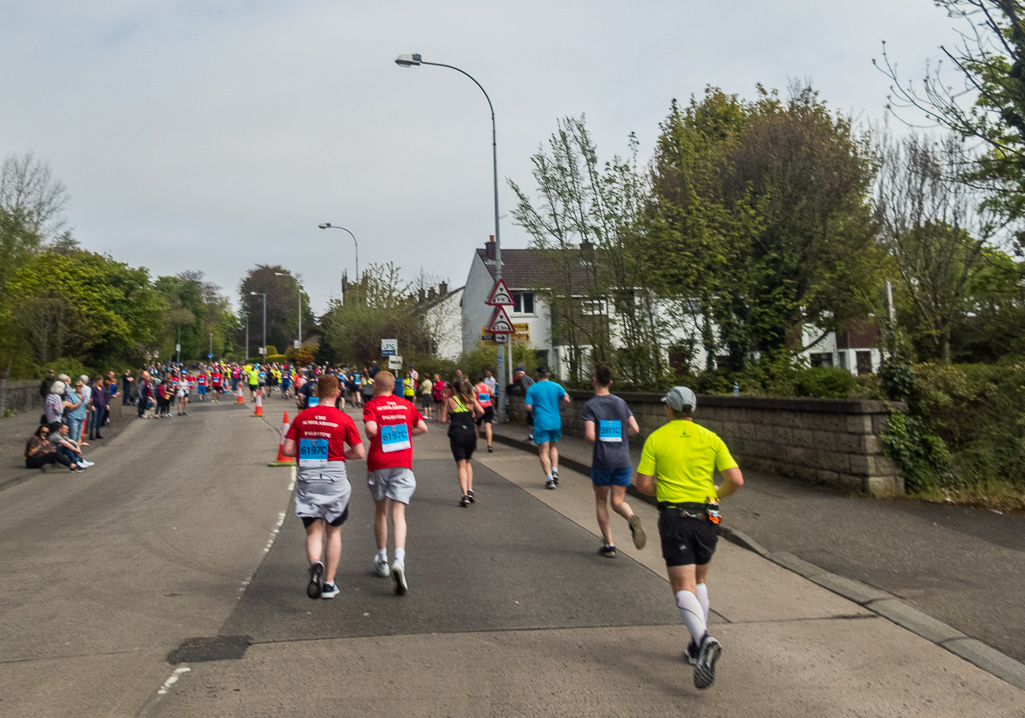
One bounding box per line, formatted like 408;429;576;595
875;132;994;362
239;266;314;358
648;85;884;371
878;0;1025;246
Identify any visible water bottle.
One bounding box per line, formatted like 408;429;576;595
732;382;739;397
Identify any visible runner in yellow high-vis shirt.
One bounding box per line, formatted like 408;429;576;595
635;386;744;691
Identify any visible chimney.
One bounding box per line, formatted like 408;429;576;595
485;235;496;261
439;282;448;295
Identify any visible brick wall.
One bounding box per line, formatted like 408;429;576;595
509;390;904;496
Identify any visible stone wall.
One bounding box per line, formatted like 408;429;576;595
0;381;45;414
508;390;904;496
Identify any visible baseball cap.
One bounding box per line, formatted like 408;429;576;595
662;386;697;412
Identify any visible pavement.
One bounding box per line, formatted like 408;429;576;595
1;397;1023;716
490;419;1025;668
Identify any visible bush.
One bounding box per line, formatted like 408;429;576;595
793;367;859;398
265;354;286;363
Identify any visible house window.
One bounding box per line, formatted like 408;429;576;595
582;299;607;315
810;352;833;368
512;292;534;314
856;351;873;375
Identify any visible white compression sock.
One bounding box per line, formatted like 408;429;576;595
546;473;553;481
676;590;707;644
394;548;406;565
696;583;710;624
376;549;387;562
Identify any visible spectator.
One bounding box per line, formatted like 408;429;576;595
122;370;135;405
48;422;91;471
44;381;66;425
65;380;88;444
39;369;56;399
89;375;107;440
24;424;74;471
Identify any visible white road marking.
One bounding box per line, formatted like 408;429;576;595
157;666;190;695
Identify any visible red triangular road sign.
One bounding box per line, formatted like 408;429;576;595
486;278;514;306
486;305;515;333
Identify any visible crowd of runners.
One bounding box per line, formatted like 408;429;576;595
283;359;744;690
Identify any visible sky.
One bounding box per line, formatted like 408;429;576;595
0;0;963;315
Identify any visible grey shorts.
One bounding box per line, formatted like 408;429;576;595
367;467;416;504
294;463;352;524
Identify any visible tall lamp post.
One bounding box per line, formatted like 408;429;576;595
250;292;267;363
318;224;359;298
395;53;506;421
275;271;302;352
244;311;249;363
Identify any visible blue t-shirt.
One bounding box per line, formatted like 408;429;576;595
525;380;567;431
68;391;88;421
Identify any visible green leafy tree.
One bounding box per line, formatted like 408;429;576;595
239;265;315;358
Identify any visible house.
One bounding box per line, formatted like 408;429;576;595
461;238;881;378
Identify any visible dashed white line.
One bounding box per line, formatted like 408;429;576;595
157;666;190;694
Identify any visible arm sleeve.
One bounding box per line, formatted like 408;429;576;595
285;419;298;442
362;405;374;423
636;435;658;476
344;416;362;446
581;402;595;423
558;385;566;399
714;437;739;472
524;385;534;404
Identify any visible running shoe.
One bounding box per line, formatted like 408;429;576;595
487;445;493;453
320;581;340;599
374;556;390;578
551;468;559;486
460;494;470;507
467;489;475;502
545;478;556;490
598;544;617;558
307;560;324;600
694;635;722;689
685;639;699;666
391;562;407;595
629;515;647;550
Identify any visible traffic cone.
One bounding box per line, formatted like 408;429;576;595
268;411;296;466
236;385;244;404
251;391;264;417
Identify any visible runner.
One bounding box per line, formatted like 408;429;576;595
431;374;446;423
247;364;260;402
402;369;416;403
176;373;190;416
362;371;428;595
282;374;365;600
281;366;292;399
635;386;744;690
447;378;483;507
211;367;223;403
523;367;570;489
196;371;207;402
351;369;362;407
474;374;495;453
419;374;433;420
258;365;268;398
582;363;644;558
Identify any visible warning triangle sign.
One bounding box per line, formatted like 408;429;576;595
486;279;514;306
486;305;515;334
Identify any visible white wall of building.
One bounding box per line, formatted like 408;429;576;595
425;287;464;361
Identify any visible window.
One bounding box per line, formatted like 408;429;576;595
810;352;833;368
856;351;873;375
512;292;534;314
582;299;607;315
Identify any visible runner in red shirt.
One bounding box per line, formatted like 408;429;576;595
283;374;365;600
362;370;428;595
211;369;223;403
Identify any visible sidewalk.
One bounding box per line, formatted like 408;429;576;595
490;420;1025;690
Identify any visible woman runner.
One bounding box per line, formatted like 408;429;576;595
446;378;484;507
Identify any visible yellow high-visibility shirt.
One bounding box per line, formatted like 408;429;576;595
636;420;738;504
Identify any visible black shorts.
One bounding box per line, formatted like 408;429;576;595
449;434;477;462
475;406;495;425
658;509;718;567
301;505;349;528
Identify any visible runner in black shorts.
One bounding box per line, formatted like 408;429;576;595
635;386;744;690
447;378;483;507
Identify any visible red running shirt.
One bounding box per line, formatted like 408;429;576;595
363;395;423;471
285;406;361;462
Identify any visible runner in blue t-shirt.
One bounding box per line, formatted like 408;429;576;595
523;367;570;490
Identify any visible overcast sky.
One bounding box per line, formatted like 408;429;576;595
1;0;960;314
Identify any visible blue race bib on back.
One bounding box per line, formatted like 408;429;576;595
599;420;622;443
381;422;411;453
298;437;329;467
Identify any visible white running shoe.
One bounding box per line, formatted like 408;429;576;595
391;562;407;595
374;556;390;578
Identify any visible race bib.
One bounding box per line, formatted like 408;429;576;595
380;422;411;453
478;392;490;403
308;396;320;406
599;420;622;443
298;438;329;467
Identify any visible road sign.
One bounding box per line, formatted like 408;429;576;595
388;355;403;370
175;343;181;352
495;334;508;343
486;305;515;334
481;322;528;346
381;338;398;356
208;353;214;359
293;340;300;349
486;279;514;306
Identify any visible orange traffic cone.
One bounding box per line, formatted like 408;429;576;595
251;390;264;417
236;385;244;404
268;411;296;466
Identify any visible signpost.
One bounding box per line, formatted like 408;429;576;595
388;355;403;371
381;338;398;357
486;285;515;423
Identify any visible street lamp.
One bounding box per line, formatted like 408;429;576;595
395;53;507;421
250;292;267;363
318;223;359;296
275;272;302;351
